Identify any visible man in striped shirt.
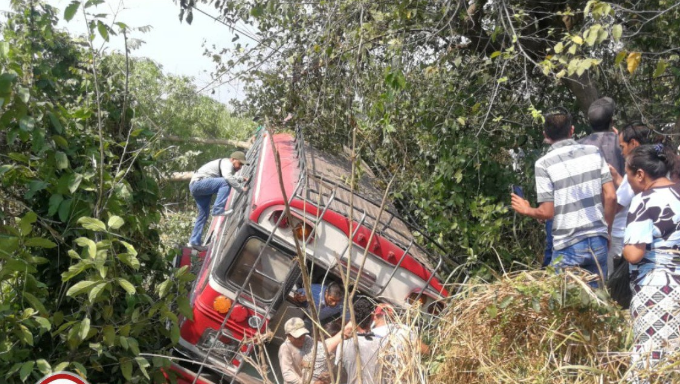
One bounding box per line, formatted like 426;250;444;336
512;107;617;284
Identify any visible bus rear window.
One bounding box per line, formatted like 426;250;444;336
225;238;294;301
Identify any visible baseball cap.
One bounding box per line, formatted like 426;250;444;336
284;317;309;338
588;97;616;131
230;151;249;165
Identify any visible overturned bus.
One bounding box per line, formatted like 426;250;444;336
167;128;455;384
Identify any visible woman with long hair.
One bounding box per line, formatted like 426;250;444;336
623;143;680;374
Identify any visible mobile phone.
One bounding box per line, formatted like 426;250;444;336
510;185;524;198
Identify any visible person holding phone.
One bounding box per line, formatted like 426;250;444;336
511;107;617;286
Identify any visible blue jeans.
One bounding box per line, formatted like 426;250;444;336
543;219;553;268
188;178;231;245
552;236;608;287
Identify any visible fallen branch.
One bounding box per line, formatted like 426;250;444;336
161;134;250;149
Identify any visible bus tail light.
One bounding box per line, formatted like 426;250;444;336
270;211;289;228
231;304;249;323
214;296;233;314
294;222;313;242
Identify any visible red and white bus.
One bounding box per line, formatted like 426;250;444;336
168;128;455;384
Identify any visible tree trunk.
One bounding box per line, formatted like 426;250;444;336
161;135;250;149
563;73;600;116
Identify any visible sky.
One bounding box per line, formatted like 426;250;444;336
0;0;253;104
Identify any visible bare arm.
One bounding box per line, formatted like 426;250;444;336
602;181;616;232
623;243;646;264
608;164;623;189
511;195;554;221
324;322;353;354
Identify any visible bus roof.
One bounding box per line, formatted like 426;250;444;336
249;130;453;296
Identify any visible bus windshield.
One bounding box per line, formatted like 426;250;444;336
224;237;294;301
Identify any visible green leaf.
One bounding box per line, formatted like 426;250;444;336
62;261;88;282
23;292;48;315
553;42;563;54
36;359;51;375
79;318;90;340
71;361;87;379
18;324;33;346
55;151;69;170
75;237;97;258
77;216;106;231
157;279;171;298
35;316;51;331
48;194;63;217
117;278;136;295
19;361;34;382
0;73;17;95
103;325;115;346
19;116;35;132
48;112;64;134
615;50;627;66
653;60;668;78
170;324;180;344
107;215;124;230
250;4;264;17
0;42;8;58
135;356;150;379
66;280;98;297
58;199;73;222
88;281;107;302
68;173;83;193
117;253;140;270
19;211;37;236
64;1;81;21
612;24;622;41
119;240;137;256
97;20;109;41
177;296;194;320
128;337;140;355
16;87;30;104
120;359;133;380
25;237;57;248
53;362;69;372
119;335;129;350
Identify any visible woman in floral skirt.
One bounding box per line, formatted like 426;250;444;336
624;143;680;377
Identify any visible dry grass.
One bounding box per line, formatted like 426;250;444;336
425;269;634;384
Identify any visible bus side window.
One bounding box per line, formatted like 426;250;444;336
224;238;295;302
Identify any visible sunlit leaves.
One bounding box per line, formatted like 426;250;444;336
77;217;106;232
627;52;642;74
612;25;623;41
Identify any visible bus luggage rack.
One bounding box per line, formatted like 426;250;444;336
291;125;458;288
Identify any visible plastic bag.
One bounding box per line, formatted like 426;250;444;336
607;257;632;309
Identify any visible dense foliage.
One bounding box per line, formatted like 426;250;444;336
0;2;216;382
179;0;680;274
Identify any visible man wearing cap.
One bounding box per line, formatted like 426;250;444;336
187;151;249;249
279;317;345;384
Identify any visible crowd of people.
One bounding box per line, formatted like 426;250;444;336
279;288;424;384
511;97;680;378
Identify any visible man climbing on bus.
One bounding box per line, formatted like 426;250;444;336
187;151;249;250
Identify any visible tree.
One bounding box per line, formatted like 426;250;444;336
0;2;192;382
176;0;679;272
